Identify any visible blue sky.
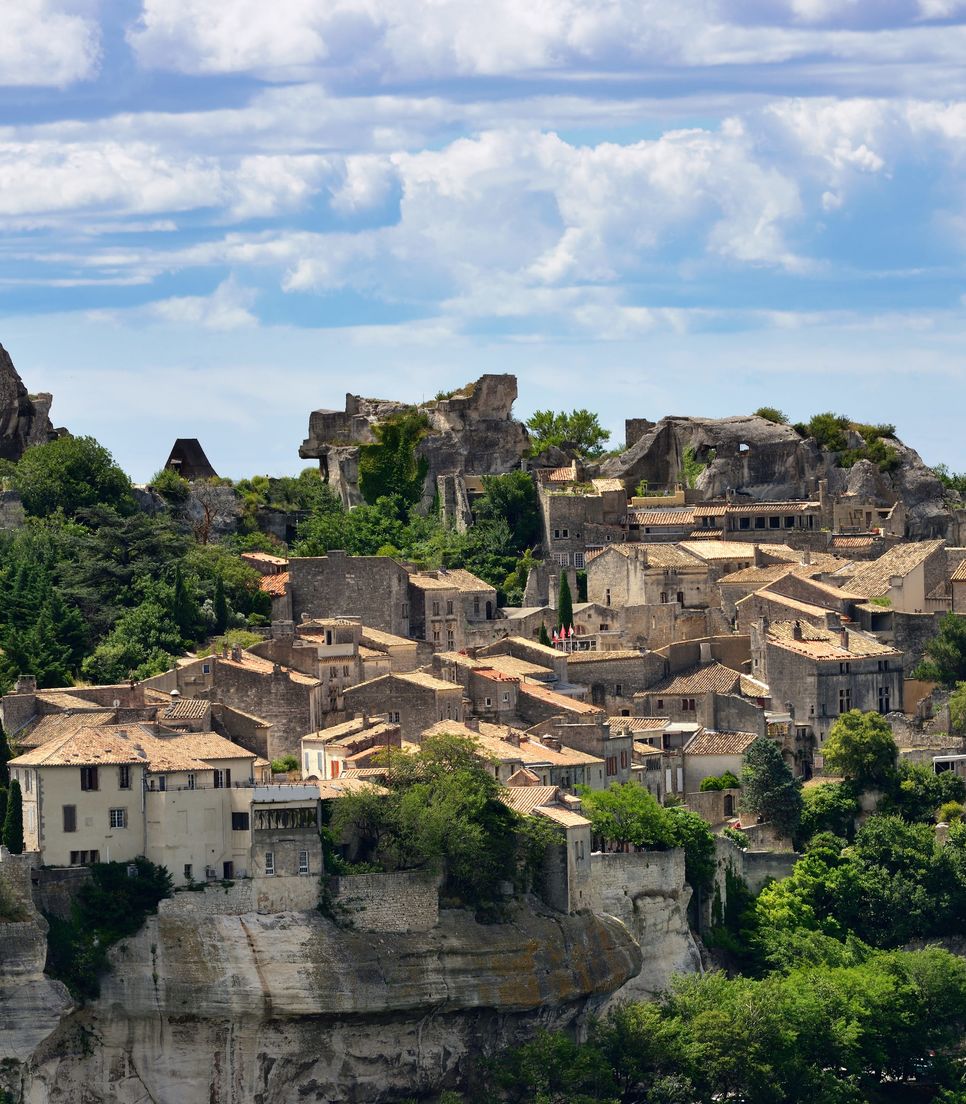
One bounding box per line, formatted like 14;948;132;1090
3;0;966;481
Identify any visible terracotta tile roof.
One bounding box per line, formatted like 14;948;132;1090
160;698;210;720
17;709;116;749
360;627;416;649
260;571;289;596
499;785;561;816
644;662;742;696
473;667;520;683
506;766;542;786
836;539;946;599
518;682;603;715
437;568;495;593
395;670;462;691
591;478;626;493
739;675;771;698
241;552;289;567
9;724;224;772
34;691;105;712
727;502;813;515
535;804;591;829
766;620;900;660
544;467;576;482
678;541;758;561
688;530;722;539
737;589;836;619
482;655;554;679
317;776;389;798
599;543;704;568
567;649;645;663
952;560;966;582
170;730;258;761
628;508;696;526
608;716;668;731
831;536;877;550
632;740;663;758
684;731;759;756
218;651;319;685
409;574;456;590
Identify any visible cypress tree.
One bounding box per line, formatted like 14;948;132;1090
0;787;7;837
3;779;23;855
557;572;573;631
0;720;9;788
538;622;551;647
172;566;198;642
213;575;229;634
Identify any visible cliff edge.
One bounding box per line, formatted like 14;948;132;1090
0;344;59;461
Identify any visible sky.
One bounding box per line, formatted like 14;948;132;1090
3;1;966;481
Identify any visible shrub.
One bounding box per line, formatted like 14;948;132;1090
937;800;965;823
754;407;788;424
271;754;300;774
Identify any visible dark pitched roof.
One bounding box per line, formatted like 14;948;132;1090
164;438;218;481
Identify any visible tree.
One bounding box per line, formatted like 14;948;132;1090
473;471;541;551
538;622;551;647
525;409;611;458
822;710;897;789
213;575;229;634
171;566;200;643
557;571;573;631
913;613;966;687
579;782;674;850
754;406;788;424
740;736;802;836
0;721;10;788
951;681;966;734
797;780;859;845
14;435;133;518
2;778;23;854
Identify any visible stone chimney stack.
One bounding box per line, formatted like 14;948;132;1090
792;620;803;641
231;644;242;662
14;675;37;694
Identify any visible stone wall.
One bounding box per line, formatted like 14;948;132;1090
893;611;943;670
0;489;24;529
32;866;92;920
289;551;413;636
330;869;442;932
589;849;702;1000
159;875;320;917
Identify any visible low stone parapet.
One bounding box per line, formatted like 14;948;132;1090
329;869;442;932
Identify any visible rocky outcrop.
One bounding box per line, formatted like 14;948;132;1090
0;344;59;461
603;414;955;540
21;904;640;1104
300;375;530;507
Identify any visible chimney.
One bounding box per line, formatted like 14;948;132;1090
503;727;519;745
231;644;242;661
753;545;764;566
839;628;849;650
362;712;370;727
699;642;712;664
14;675;37;694
542;735;562;752
792;621;803;641
221;644;229;658
801;549;812;566
272;662;282;675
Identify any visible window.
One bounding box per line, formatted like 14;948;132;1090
343;664;350;677
187;773;196;790
80;766;99;792
769;516;780;529
118;765;131;790
447;631;455;649
473;597;480;616
109;808;127;829
878;659;890;672
878;687;890;713
231;812;250;831
574;552;585;569
264;851;275;877
606;755;618;776
754;517;765;529
784;516;795;528
298;850;309;875
682;698;696;712
615;683;623;697
655;699;664;710
432;601;441;617
599;623;609;631
157;776;167;792
501;691;510;703
552;528;569;540
485;696;493;707
839;661;851;674
446;599;454;615
433;629;441;644
605;588;611;607
63;805;76;833
202;662;211;674
389;711;400;723
739;516;751;530
401;602;409;618
213;768;231;788
184;864;192;882
660;592;667;603
839;688;852;714
316;751;323;770
70;850;99;865
551;551;570;566
620;750;629;770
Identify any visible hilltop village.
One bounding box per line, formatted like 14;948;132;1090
2;357;966;1102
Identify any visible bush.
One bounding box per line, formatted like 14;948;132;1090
150;466;191;505
271;754;300;774
14;435;134;518
938;800;965;823
754;406;788;424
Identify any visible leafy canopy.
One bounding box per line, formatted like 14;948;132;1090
13;435;134;518
821;709;897;789
526;409;611;458
914;612;966;687
739;736;802;836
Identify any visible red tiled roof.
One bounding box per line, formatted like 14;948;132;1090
260;571;289;596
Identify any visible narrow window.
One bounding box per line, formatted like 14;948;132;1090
184;864;192;882
157;776;167;792
187;773;196;790
298;850;309;875
265;852;275;877
80;766;99;791
118;765;131;790
839;688;852;714
202;662;211;674
63;805;76;833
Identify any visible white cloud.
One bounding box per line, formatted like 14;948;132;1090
147;277;258;330
0;1;100;87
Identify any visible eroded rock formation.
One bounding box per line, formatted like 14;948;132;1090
20;905;640;1104
604;414;955;539
0;343;59;461
299;375;530;507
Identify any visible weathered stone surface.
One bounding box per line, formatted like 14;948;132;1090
0;344;59;461
602;414;955;539
21;905;641;1104
300;375;530;508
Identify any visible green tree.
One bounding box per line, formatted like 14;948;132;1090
557;571;573;630
2;778;23;854
473;470;541;551
358;410;430;507
213;574;229;634
740;736;802;836
0;787;7;840
681;446;712;489
526;409;611;458
0;721;11;788
14;435;133;518
579;782;674;850
171;566;201;643
914;614;966;687
822;710;897;789
538;622;551;647
797;780;859;845
149;466;191;505
951;681;966;734
754;406;788;424
884;761;965;823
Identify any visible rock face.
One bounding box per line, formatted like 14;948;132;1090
21;905;640;1104
0;343;59;461
604;414;955;539
299;375;530;507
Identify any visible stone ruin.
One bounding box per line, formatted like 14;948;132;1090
299;373;531;508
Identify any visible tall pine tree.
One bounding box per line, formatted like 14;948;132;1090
538;622;551;647
2;778;23;855
557;572;574;631
213;575;229;634
0;720;9;788
171;566;199;644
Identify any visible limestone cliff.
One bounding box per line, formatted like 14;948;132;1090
604;414;956;540
299;375;530;508
0;344;59;461
19;905;640;1104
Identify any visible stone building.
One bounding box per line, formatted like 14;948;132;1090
750;619;903;751
142;649;323;760
830;538;947;614
586;543;712;610
538;475;628;568
408;567;497;652
343;671;464;741
301;716;402;780
565;649;666;715
287;551;413;636
681;729;758;795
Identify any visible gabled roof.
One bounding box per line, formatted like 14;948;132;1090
766;620;900;660
260;572;289;597
499;785;561;816
518;682;603;715
608;716;669;732
17;709;116;749
684;731;758;756
678;541;758;562
643;662;742;696
836;539;947;598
